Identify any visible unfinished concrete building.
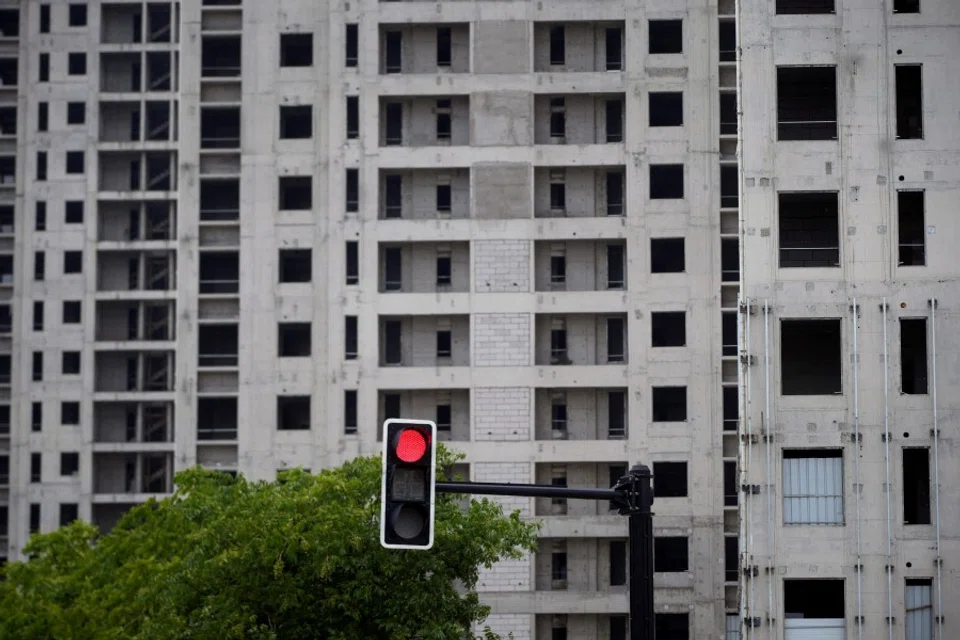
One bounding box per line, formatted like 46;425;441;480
737;0;959;639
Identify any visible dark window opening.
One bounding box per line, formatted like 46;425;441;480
278;176;312;210
61;452;79;475
38;102;48;132
30;453;41;482
344;390;358;434
721;238;739;282
385;102;403;145
777;66;837;140
653;461;688;498
895;65;923;140
63;301;81;323
722;312;737;356
68;100;86;124
277;396;311;431
385;30;402;73
649;164;684;199
64;200;83;224
549;97;565;138
346;242;359;285
552;402;567;434
649;92;683;127
384;174;403;218
278;249;312;283
384;320;402;365
606;317;625;362
778;192;840;267
610;540;627;586
436;330;452;358
651;237;685;273
550;255;566;286
69;4;87;27
903;448;931;525
724;461;738;507
784;579;845;619
605;99;623;142
61;401;80;425
66;151;85;174
346;168;359;212
34;251;45;280
280;33;313;67
655;614;689;640
720;92;737;135
893;0;920;14
652;311;686;347
724;537;739;583
897;190;925;266
33;301;43;331
723;385;738;432
721;164;738;208
345;24;358;68
781;319;842;395
29;504;40;533
552;551;567;580
776;0;835;14
40;5;50;34
62;351;81;374
652;386;687;422
60;503;79;526
607;244;624;288
278;323;311;358
436;404;451;431
609;464;628;509
346;96;359;139
384;393;401;420
649;20;682;54
606;171;624;216
900;318;928;394
32;402;42;432
436;255;452;286
436;99;451;140
437;27;452;67
384;247;402;291
436;184;451;212
550;182;566;211
608;392;626;438
345;316;358;360
196;398;237;441
549;26;565;65
37;151;47;181
654;536;688;572
35;202;46;231
551;329;568;363
719;20;736;62
68;52;87;75
606;27;623;71
39;53;49;82
64;250;83;274
279;105;312;139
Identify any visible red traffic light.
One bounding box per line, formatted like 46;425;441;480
395;428;428;463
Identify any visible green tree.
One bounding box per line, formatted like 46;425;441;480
0;447;539;640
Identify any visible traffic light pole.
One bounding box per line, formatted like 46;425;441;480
436;464;654;640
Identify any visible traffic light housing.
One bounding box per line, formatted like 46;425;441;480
380;419;437;550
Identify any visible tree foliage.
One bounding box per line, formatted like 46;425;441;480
0;447;539;640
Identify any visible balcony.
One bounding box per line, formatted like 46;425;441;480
94;401;175;443
380;24;470;74
534;22;625;73
94;351;175;393
378;168;470;220
379;242;470;293
535;94;624;145
535;313;628;366
95;301;176;342
534;166;624;218
101;3;174;44
379;96;470;147
94;452;174;494
379;315;470;367
98;201;176;243
97;251;176;292
99;151;177;193
378;389;470;442
534;240;625;292
100;101;176;144
100;51;177;93
535;388;628;441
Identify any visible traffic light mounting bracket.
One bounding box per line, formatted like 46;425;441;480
433;464;655;640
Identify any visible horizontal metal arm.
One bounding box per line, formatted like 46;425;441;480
436;481;620;502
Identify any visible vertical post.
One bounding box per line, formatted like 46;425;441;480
629;464;655;640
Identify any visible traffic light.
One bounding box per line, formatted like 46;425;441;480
380;418;437;550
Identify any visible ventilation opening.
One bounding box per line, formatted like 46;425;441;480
777;66;837;140
778;192;840;267
897;191;925;266
781;319;842;395
895;65;923;139
903;448;931;525
900;318;928;394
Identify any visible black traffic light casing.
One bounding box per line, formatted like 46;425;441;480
380;418;437;550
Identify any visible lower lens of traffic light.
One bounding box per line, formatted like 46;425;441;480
390;503;427;540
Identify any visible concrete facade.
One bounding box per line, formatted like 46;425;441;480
0;0;954;639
